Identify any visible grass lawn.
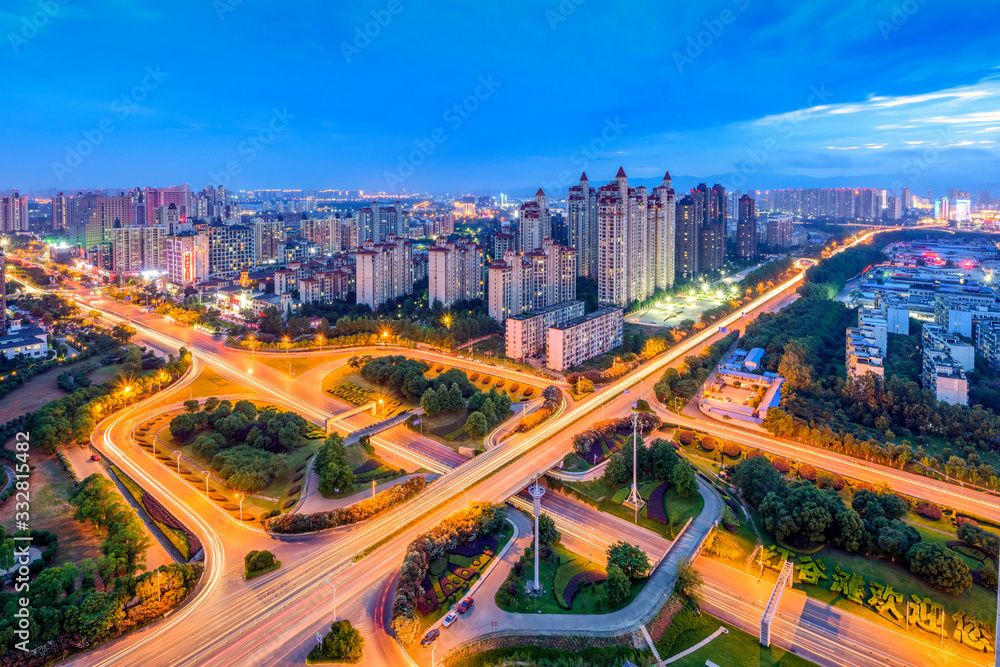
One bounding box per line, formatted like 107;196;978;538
316;444;405;499
566;478;705;540
497;542;646;615
0;448;103;568
406;409;487;454
255;352;331;377
665;612;817;667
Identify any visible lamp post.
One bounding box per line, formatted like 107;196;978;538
325;578;337;621
249;335;255;361
379;399;384;420
284;336;289;354
623;405;645;519
527;479;545;593
171;450;181;477
371;479;376;500
202;470;210;497
236;493;243;522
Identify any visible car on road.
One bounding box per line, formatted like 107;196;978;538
90;454;100;461
420;629;439;646
442;611;458;627
458;597;473;613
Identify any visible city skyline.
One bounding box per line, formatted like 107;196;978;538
1;0;998;192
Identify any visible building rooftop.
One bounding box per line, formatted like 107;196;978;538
550;306;622;330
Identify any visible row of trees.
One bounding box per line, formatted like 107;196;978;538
27;347;192;453
571;413;661;457
265;476;426;534
729;458;974;595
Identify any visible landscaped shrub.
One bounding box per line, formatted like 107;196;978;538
816;470;845;490
699;436;716;452
771;457;791;473
916;501;943;520
267;476;426;533
722;441;740;457
797;463;817;481
656;608;698;656
678;430;694;446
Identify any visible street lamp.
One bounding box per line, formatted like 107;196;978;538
284;336;289;354
325;578;337;621
236;493;244;522
372;479;376;500
202;470;210;497
249;335;255;361
170;449;181;476
379;398;384;419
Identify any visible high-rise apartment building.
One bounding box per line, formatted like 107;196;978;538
144;185;191;224
52;193;70;231
354;235;413;309
166;233;209;286
518;189;550;254
208;222;254;278
428;237;484;307
766;215;794;248
252;218;284;266
675;195;698;281
595;168;675;308
356;200;406;244
301;216;343;255
736;195;757;261
112;225;167;274
691;183;726;273
566;173;598;278
487;240;577;322
1;193;29;233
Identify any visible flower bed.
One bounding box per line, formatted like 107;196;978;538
452;533;498;558
352;458;382;476
561;570;606;609
416;576;438;615
111;466;202;561
646;482;670;524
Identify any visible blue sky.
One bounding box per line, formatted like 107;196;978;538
1;0;998;194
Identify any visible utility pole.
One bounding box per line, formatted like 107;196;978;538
528;479;545;593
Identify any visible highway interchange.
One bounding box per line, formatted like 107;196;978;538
13;225;995;667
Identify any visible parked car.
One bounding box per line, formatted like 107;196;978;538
421;629;439;646
90;454;100;461
458;597;474;613
442;611;458;627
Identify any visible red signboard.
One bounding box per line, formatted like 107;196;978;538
183;251;192;282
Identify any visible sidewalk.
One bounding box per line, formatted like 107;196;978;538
435;480;722;658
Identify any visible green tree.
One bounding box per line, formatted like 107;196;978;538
907;542;972;595
670;460;698;499
674;558;703;600
605;563;630;607
420;387;441;417
607;541;650;580
310;619;365;664
183;399;200;413
110;323;136;343
538;513;560;546
729;456;787;506
466;411;488;439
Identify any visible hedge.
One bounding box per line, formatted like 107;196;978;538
266;476;426;533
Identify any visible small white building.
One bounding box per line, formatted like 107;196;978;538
546;307;623;372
